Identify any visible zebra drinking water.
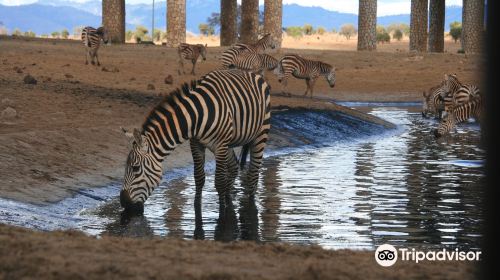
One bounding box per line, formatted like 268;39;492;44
81;26;109;66
434;94;483;138
120;70;271;214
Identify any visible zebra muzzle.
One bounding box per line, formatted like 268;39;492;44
120;189;144;215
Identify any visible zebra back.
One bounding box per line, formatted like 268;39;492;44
435;94;482;137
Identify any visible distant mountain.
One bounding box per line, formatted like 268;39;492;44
0;2;462;35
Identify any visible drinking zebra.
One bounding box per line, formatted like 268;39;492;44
422;84;447;119
434;94;482;138
177;43;207;75
274;54;336;98
120;69;271;214
220;33;276;69
228;52;278;77
81;26;109;66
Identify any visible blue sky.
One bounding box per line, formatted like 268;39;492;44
0;0;463;16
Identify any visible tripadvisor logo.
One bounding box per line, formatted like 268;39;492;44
374;244;481;267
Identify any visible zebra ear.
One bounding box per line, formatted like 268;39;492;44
121;127;134;140
133;128;143;145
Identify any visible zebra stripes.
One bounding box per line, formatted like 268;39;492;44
275;54;336;97
220;33;276;69
443;84;480;112
422;84;447;119
81;26;108;66
120;69;271;212
434;94;482;138
228;52;278;77
177;43;207;75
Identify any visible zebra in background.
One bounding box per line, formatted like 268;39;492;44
177;43;207;75
220;33;276;69
275;54;336;98
228;52;278;77
81;26;109;66
120;69;271;214
422;84;447;119
434;94;483;138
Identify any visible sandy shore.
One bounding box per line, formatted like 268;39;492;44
0;36;484;279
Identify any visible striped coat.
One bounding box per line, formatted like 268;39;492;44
220;33;276;69
275;54;336;97
228;52;278;77
81;26;108;66
177;43;207;75
120;70;271;213
422;84;447;119
434;94;482;138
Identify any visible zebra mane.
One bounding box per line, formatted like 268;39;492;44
142;80;198;132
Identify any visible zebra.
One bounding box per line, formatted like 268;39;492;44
422;83;448;119
81;26;109;66
274;54;336;98
120;69;271;214
177;43;207;75
228;52;278;77
220;33;276;69
434;94;482;138
441;73;480;113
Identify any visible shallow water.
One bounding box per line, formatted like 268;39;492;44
77;106;485;250
0;105;484;250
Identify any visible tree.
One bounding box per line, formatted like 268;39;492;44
462;0;484;53
303;24;314;35
410;0;428;52
134;25;148;42
199;23;215;36
393;29;403;41
153;29;162;42
285;26;303;38
12;28;22;36
240;0;259;43
61;29;69;39
376;25;390;43
316;27;326;35
340;24;357;40
357;0;377;51
126;30;134;41
449;21;462;43
264;0;282;48
428;0;445;52
24;30;36;37
51;31;60;38
220;0;237;46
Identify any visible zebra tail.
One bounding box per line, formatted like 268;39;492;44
239;144;250;170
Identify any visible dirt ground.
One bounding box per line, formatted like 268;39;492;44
0;224;479;280
0;35;484;279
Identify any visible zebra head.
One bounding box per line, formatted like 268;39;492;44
443;73;460;93
326;68;336;88
120;128;164;214
433;114;456;138
260;33;276;50
198;44;207;61
96;26;109;44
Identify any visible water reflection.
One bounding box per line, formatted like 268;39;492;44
80;107;484;250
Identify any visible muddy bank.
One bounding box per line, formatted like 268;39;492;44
0;224;478;280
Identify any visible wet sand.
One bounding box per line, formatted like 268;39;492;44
0;36;484;279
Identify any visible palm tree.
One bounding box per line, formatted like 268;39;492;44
428;0;445;52
240;0;259;44
102;0;125;43
357;0;377;51
462;0;485;53
264;0;283;48
220;0;238;46
166;0;186;47
410;0;428;52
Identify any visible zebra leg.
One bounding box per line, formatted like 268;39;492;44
304;78;310;96
85;49;89;65
95;51;101;66
309;78;317;98
245;132;269;196
191;59;197;75
227;149;239;191
178;52;185;75
190;140;206;208
90;50;96;65
214;146;231;208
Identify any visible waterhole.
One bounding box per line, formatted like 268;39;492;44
0;105;484;250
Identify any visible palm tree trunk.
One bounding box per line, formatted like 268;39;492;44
264;0;282;48
220;0;237;46
357;0;377;51
102;0;125;43
428;0;445;52
410;0;428;52
240;0;259;44
166;0;186;47
462;0;485;53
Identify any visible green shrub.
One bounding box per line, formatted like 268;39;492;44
285;26;303;38
393;29;403;41
316;26;326;35
339;24;357;40
303;24;314;35
449;21;462;43
198;23;214;36
61;29;69;39
51;31;60;38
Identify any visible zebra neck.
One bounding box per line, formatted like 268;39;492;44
142;98;198;157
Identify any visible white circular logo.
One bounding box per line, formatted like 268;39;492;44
375;244;398;267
